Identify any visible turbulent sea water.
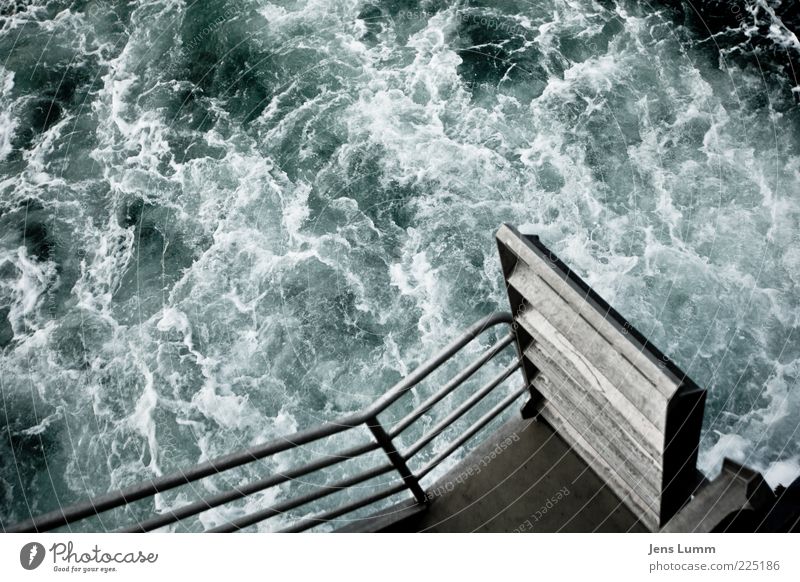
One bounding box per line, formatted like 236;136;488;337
1;0;799;531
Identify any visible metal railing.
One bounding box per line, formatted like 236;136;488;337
7;312;525;533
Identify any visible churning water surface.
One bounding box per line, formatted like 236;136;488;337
1;0;799;531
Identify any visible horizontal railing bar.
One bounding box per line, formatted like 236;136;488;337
402;360;521;459
417;383;529;480
389;332;516;437
360;312;514;421
205;463;396;533
6;418;362;533
8;312;514;533
119;441;380;533
279;483;408;533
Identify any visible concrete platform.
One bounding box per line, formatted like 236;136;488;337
380;413;647;532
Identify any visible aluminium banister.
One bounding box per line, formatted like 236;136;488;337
7;312;520;533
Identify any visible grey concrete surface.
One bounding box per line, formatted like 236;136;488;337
386;413;647;532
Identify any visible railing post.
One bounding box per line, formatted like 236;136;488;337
366;417;428;505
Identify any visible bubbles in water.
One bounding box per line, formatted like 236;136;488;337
0;0;798;529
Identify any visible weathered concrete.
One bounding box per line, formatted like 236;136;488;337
381;413;647;532
496;224;706;529
340;226;796;535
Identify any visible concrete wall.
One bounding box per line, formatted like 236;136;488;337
496;224;706;530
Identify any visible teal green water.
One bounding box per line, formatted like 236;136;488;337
1;0;799;530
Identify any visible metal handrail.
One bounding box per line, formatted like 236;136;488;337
122;440;380;534
7;312;523;533
389;332;516;436
402;360;521;458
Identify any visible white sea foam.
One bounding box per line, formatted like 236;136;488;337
0;67;15;162
1;0;799;529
